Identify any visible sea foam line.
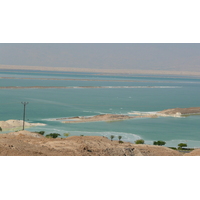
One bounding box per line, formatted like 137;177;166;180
0;86;182;89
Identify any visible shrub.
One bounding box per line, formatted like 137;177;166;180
153;140;166;146
135;139;144;144
119;140;124;144
35;131;45;135
46;133;61;138
64;133;70;137
168;147;177;150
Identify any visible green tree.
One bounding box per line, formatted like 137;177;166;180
135;139;144;144
110;135;115;141
46;133;61;138
118;136;122;141
0;127;2;132
64;133;70;137
153;140;166;146
178;143;187;149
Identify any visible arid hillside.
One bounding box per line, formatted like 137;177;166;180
0;130;190;156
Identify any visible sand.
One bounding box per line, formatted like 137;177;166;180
0;120;46;131
1;64;200;76
58;107;200;124
130;107;200;118
59;114;157;123
158;107;200;115
0;131;183;156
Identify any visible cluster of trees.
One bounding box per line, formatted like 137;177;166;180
133;139;189;150
153;140;166;146
46;132;71;138
46;133;61;138
34;131;70;138
110;135;123;143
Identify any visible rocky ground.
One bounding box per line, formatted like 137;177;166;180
0;130;198;156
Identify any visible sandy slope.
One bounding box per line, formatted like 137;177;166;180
0;131;183;156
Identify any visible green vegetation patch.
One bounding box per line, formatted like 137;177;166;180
34;131;45;135
135;139;144;144
153;140;166;146
46;133;61;138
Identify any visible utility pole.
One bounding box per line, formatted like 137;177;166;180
21;102;29;130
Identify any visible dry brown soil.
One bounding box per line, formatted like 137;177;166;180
0;130;189;156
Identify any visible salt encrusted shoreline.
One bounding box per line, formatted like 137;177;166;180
59;107;200;123
60;114;156;123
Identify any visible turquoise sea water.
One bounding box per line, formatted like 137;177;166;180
0;70;200;148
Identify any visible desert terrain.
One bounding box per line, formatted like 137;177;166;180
0;130;194;156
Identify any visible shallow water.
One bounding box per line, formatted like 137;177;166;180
0;70;200;148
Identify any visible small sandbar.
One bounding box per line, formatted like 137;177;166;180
59;107;200;124
59;114;157;124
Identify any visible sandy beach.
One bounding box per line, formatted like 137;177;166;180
1;64;200;76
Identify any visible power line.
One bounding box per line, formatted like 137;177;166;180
21;102;29;130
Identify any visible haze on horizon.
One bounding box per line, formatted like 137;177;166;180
0;43;200;72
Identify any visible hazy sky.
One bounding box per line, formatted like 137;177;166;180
0;43;200;72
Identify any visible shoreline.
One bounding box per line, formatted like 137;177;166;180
57;107;200;123
1;64;200;77
0;86;181;89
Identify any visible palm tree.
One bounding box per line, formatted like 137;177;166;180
0;127;2;132
110;135;115;141
118;136;122;141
